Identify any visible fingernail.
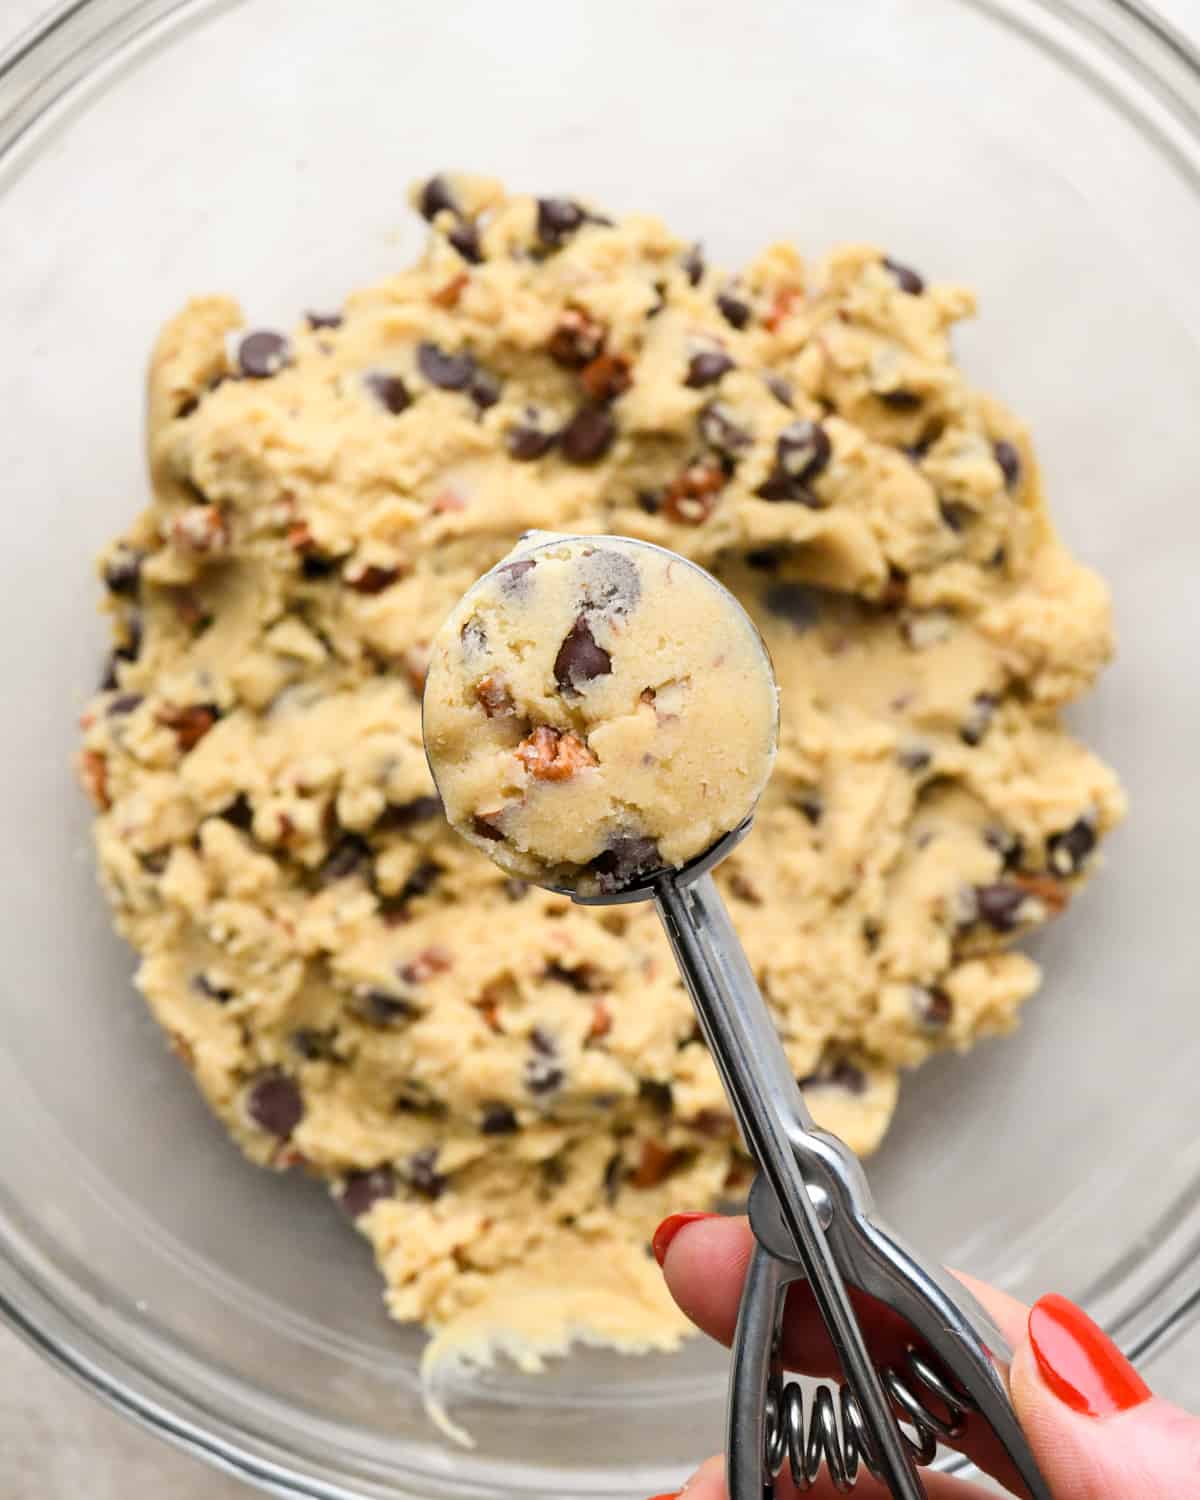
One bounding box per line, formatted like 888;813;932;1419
1029;1293;1151;1417
651;1211;718;1267
645;1493;680;1500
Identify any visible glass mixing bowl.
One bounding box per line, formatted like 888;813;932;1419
2;0;1199;1494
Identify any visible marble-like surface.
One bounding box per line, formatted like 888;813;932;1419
2;0;1198;1495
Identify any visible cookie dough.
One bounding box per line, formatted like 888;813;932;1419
76;173;1125;1377
423;532;778;895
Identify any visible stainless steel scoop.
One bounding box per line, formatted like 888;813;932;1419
425;537;1051;1498
570;834;1051;1498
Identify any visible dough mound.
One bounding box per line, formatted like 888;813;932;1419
423;532;779;895
77;174;1124;1361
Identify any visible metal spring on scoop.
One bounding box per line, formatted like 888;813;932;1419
763;1348;975;1493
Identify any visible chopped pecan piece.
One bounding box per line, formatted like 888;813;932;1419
587;999;613;1040
515;726;598;781
431;271;469;309
399;945;453;984
80;750;110;810
548;306;606;366
662;460;725;525
580;353;632;403
171;504;229;553
157;703;218;752
631;1139;678;1189
476;674;515;717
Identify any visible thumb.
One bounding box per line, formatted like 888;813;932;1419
1011;1293;1200;1498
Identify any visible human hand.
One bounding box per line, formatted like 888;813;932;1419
649;1213;1200;1499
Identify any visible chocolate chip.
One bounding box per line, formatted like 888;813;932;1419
746;547;783;571
406;1147;447;1199
481;1102;519;1135
473;814;505;842
525;1035;565;1095
639;1079;673;1113
507;416;558;461
545;961;601;993
317;835;371;886
418;174;458;220
636;490;661;515
245;1071;303;1137
359;989;417;1024
939;500;972;533
717;289;751;329
682;244;705;286
799;1058;867;1095
554;615;612;694
107;692;143;716
291;1028;336;1061
778;420;831;482
116;613;143;662
537;197;585;246
469;369;501;409
497;558;536;591
959;692;998;746
685;351;735;388
578;547;640;617
756;420;832;503
974;882;1031;931
993;439;1021;490
306;310;343;331
417;341;476;391
589;834;661;893
377;795;442;830
301;553;339;580
339;1167;395;1217
698;401;752;459
236;330;291;379
364;370;411;414
862;918;881;951
912;985;952;1031
897;745;932;773
603;1152;624;1204
399;861;441;903
191;973;234;1003
878;389;923;410
103;547;144;597
219;794;255;831
985;826;1024;870
796;793;823;826
883;257;925;295
447;220;483;264
765;375;794;409
560;405;617;464
764;581;821;630
504;878;529;901
1047;818;1097;877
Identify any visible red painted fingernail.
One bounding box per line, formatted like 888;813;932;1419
645;1493;680;1500
651;1211;719;1267
1029;1293;1151;1417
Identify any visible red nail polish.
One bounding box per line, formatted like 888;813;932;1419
651;1211;718;1267
645;1493;680;1500
1029;1293;1151;1418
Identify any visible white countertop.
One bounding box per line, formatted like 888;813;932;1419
2;1;1198;1494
